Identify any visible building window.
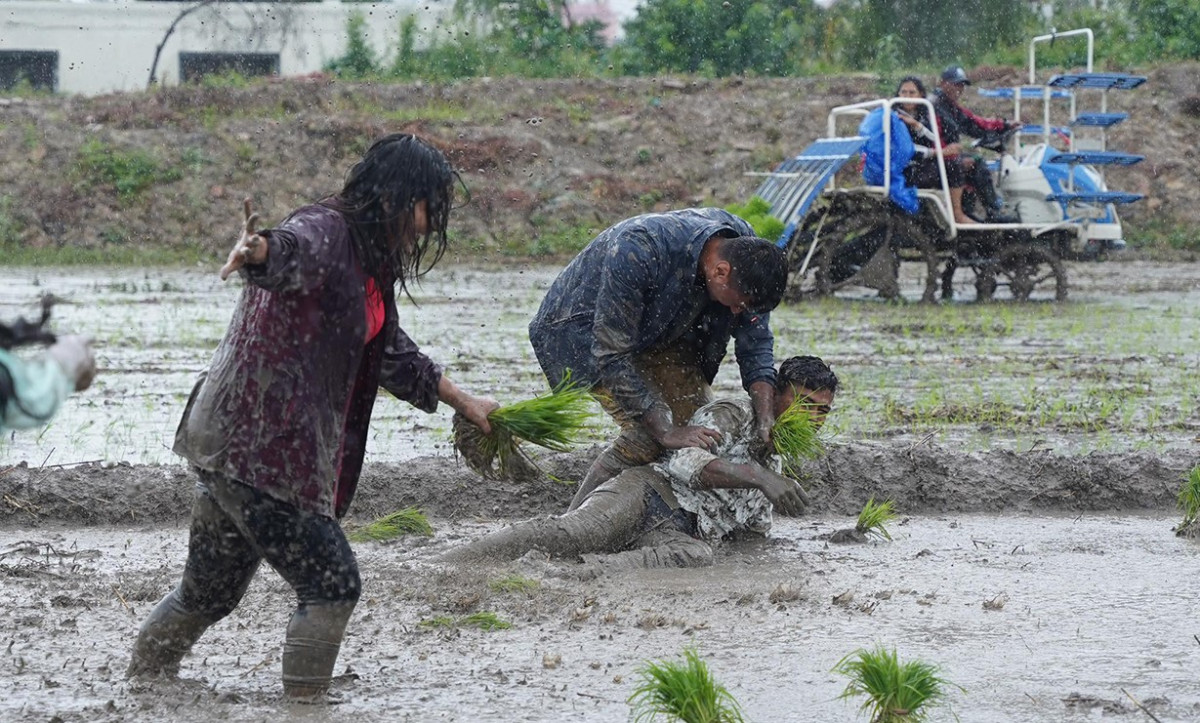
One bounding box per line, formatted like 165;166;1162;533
0;51;58;92
179;52;280;83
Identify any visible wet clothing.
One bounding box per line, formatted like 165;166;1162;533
931;88;1009;148
136;201;442;697
0;349;73;431
128;471;360;692
901;108;967;189
528;208;776;422
443;396;780;571
173;203;443;520
658;398;777;542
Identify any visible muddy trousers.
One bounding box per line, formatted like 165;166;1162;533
127;471;361;699
442;467;713;569
569;348;713;510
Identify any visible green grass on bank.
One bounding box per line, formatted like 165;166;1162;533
0;244;216;267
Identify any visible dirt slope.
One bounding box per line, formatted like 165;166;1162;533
1;66;1197;257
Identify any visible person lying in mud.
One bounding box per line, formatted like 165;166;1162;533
441;356;837;572
127;134;498;702
0;304;96;432
528;208;788;512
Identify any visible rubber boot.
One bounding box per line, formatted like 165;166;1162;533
126;590;215;678
281;602;356;701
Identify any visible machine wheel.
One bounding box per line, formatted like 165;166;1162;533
976;243;1067;302
784;194;896;299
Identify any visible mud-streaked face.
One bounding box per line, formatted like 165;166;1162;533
775;385;834;429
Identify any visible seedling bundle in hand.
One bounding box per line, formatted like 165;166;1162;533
453;372;596;481
771;396;826;477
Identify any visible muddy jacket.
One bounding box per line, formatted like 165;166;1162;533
657;397;776;541
931;88;1009;148
174;204;442;519
528;208;776;420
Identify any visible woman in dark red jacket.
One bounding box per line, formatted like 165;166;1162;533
127;134;496;701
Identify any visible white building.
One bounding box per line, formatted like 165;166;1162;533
0;0;455;95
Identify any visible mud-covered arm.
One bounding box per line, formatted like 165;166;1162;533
0;349;73;430
379;323;443;413
661;402;808;516
239;207;345;294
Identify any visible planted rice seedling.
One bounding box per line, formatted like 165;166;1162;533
488;574;540;594
420;611;512;631
772;396;825;477
856;498;896;541
628;647;745;723
454;371;596;480
347;507;432;543
834;646;959;722
1175;465;1200;537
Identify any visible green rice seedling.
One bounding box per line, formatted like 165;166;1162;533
420;611;512;631
347;507;432;543
772;395;825;477
488;574;540;594
1176;465;1200;532
628;647;745;723
855;498;896;541
454;371;596;480
833;646;959;722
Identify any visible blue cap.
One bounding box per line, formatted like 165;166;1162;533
941;66;971;85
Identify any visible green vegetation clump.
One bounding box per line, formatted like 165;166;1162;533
453;372;596;480
725;196;786;244
628;647;745;723
1176;465;1200;532
347;507;433;542
834;646;959;722
488;575;540;594
420;611;512;631
772;395;825;477
75;139;182;201
855;497;896;541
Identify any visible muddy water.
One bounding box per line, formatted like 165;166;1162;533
3;259;1199;468
2;513;1197;722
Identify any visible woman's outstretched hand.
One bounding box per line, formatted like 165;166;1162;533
219;198;269;281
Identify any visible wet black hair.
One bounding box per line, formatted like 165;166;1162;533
717;236;788;314
776;355;839;394
322;133;459;298
895;75;930;123
896;75;927;98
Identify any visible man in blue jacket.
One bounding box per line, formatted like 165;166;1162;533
528;208;788;510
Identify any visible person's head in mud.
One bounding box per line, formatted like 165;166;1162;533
701;235;788;315
774;355;838;429
327;133;459;294
896;75;929;120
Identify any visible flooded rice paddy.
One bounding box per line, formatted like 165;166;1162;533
2;259;1198;468
1;258;1199;722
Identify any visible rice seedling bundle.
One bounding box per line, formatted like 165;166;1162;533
856;497;896;541
771;396;825;477
1177;465;1200;529
833;646;959;722
347;507;432;543
454;372;595;480
628;648;745;723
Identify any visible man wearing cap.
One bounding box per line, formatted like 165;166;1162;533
932;65;1021;222
528;208;788;512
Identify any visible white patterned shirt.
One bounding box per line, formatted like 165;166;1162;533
654;398;780;542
